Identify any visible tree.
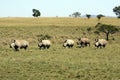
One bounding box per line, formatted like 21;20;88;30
69;14;72;17
72;12;81;18
97;14;105;20
32;9;41;17
86;14;91;19
113;6;120;18
95;23;119;40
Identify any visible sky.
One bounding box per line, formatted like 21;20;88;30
0;0;120;17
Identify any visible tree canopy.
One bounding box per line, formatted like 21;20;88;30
86;14;91;19
113;5;120;18
72;12;81;18
95;23;119;40
96;14;105;20
32;9;41;17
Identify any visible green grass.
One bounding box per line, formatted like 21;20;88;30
0;17;120;80
0;44;120;80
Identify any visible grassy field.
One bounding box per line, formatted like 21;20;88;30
0;17;120;80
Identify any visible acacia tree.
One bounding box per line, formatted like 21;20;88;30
72;12;81;18
113;6;120;18
97;14;105;20
95;23;119;40
32;9;41;17
86;14;91;19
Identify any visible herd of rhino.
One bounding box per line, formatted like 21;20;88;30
9;37;108;51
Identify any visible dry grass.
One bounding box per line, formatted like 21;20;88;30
0;17;119;45
0;17;120;27
0;17;120;80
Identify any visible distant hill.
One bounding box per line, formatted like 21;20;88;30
81;15;116;18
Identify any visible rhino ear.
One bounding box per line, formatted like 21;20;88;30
78;38;81;41
64;40;67;43
38;38;42;42
95;39;98;42
13;40;16;43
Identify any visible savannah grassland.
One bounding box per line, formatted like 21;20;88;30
0;17;120;80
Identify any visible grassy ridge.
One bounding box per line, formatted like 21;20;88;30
0;17;119;46
0;17;120;27
0;17;120;80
